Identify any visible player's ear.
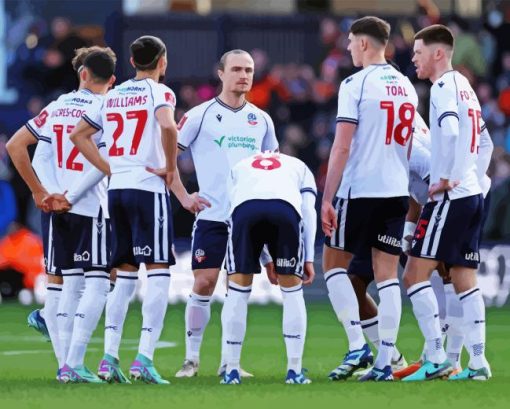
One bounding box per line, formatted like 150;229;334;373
108;75;116;89
217;68;224;81
80;67;87;83
129;57;136;69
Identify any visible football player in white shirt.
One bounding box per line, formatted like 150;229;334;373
6;47;116;382
220;152;316;385
321;16;418;382
403;24;491;381
169;49;279;378
69;36;178;384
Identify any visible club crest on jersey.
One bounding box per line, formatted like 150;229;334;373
247;113;258;126
165;92;176;106
34;110;49;127
194;249;206;263
177;115;188;130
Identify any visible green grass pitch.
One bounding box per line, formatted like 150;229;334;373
0;302;509;408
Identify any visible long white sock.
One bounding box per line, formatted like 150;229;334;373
444;283;464;369
138;269;171;360
407;281;446;364
281;284;307;373
361;316;402;362
104;270;137;359
57;269;85;363
324;269;365;350
374;279;401;369
459;287;488;369
221;281;251;373
66;271;110;368
45;282;63;367
185;292;211;362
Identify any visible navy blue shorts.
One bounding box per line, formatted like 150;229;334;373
52;209;109;271
226;199;304;277
347;248;374;284
410;193;483;268
325;196;408;256
191;220;228;270
40;211;61;276
109;189;175;268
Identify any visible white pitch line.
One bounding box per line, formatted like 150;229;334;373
1;341;177;356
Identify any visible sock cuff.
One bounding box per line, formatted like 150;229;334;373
377;278;399;291
85;270;110;279
47;284;62;291
190;292;211;303
458;287;480;301
361;316;378;329
228;281;252;293
116;270;138;280
280;283;303;293
147;268;171;279
61;268;84;277
407;281;432;297
324;268;347;282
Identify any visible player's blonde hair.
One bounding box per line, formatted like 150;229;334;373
218;49;251;71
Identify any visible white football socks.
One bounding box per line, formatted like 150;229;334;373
325;268;365;350
185;292;211;363
45;282;63;367
444;283;464;369
138;269;171;360
104;270;137;360
221;282;251;373
281;284;307;373
66;271;110;368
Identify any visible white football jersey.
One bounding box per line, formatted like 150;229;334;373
26;89;107;217
228;152;316;217
178;97;278;222
84;78;177;193
429;70;482;200
336;63;418;199
409;113;431;206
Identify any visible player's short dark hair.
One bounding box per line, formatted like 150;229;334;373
218;49;251;71
82;50;116;83
414;24;454;47
130;35;166;71
350;16;390;45
72;46;116;72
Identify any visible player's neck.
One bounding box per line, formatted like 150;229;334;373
134;71;159;82
362;53;387;68
430;63;454;83
217;92;246;109
78;83;105;95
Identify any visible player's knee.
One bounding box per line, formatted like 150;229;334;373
278;274;301;289
193;274;217;295
47;274;63;285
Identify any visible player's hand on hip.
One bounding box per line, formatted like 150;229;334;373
302;262;315;285
321;201;337;237
264;261;278;285
183;192;211;214
32;190;50;212
165;169;175;188
428;178;459;198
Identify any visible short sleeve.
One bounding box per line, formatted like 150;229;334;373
154;84;176;113
261;110;278;151
26;102;54;143
177;108;202;151
82;99;103;131
300;164;317;196
336;76;361;125
432;81;459;127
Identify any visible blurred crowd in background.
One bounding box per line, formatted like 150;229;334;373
2;0;510;297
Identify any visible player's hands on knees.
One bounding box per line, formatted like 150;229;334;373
183;192;211;214
43;193;72;213
302;262;315;285
32;190;50;212
264;261;278;285
428;178;459;198
321;201;337;237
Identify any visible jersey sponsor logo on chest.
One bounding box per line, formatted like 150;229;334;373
213;135;257;151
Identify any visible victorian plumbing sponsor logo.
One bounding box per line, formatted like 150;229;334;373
377;235;401;247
